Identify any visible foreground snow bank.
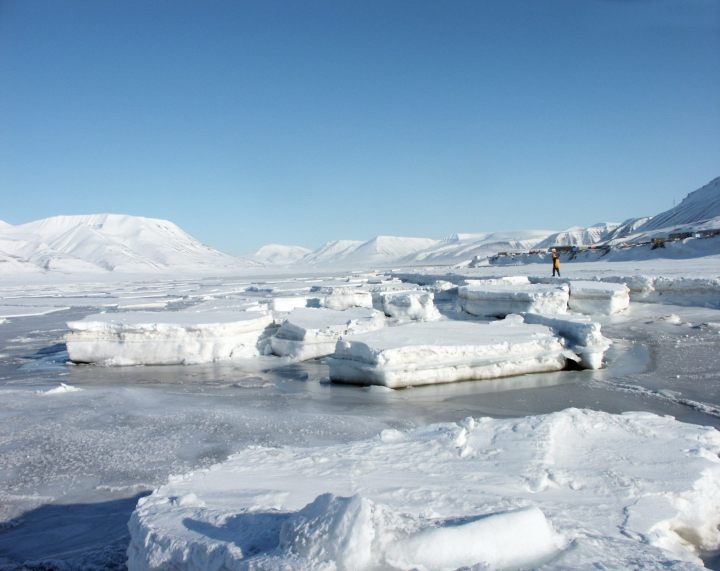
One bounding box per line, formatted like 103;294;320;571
270;307;386;360
568;280;630;315
327;319;572;388
128;409;720;570
458;282;569;317
66;311;274;365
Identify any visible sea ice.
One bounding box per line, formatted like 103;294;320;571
458;282;569;317
270;307;386;361
310;286;374;310
327;319;573;388
377;290;441;321
66;310;274;366
521;312;611;369
127;408;720;570
568;280;630;315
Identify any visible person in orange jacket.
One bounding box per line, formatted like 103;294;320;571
551;249;560;277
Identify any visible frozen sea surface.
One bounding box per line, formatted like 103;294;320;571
0;272;719;569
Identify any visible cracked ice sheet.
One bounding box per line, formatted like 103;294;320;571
128;408;720;571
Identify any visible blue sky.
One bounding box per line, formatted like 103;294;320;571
1;0;718;254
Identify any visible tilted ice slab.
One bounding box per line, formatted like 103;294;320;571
521;312;611;369
377;290;441;322
66;310;274;366
458;282;569;317
270;307;386;361
310;286;374;311
127;408;720;571
568;280;630;315
327;320;573;388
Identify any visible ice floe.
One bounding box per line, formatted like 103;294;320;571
568;280;630;315
311;286;374;311
458;282;569;317
327;319;573;388
270;307;386;361
127;408;720;570
521;312;611;369
65;310;274;365
377;290;441;321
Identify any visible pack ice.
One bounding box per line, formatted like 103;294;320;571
458;281;569;317
66;310;274;365
270;307;386;360
376;289;441;321
327;319;574;388
127;408;720;571
310;286;373;310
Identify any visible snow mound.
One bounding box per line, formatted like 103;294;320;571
270;307;386;361
568;280;630;315
66;310;274;365
521;312;611;369
458;282;569;317
328;319;573;388
128;408;720;570
36;383;83;395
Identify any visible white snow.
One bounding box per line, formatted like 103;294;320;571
270;307;386;361
311;286;374;311
458;282;569;317
36;383;83;395
637;176;720;231
0;213;259;275
127;408;720;570
377;290;441;321
66;310;274;365
521;312;611;369
568;280;630;315
328;319;573;388
601;275;720;308
0;305;71;319
269;296;313;312
253;244;312;265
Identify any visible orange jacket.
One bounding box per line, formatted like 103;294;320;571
552;255;560;269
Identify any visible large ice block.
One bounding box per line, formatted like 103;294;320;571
310;286;374;310
569;281;630;315
377;290;441;322
270;307;386;360
458;283;569;317
66;310;274;365
327;320;574;388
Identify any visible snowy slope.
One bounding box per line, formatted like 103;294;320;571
253;244;312;266
404;230;555;265
342;236;439;265
300;240;365;265
637;176;720;232
535;223;620;249
0;214;259;274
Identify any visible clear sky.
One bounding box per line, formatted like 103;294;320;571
1;0;718;255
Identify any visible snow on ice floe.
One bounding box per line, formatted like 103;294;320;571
65;310;274;366
601;276;720;308
458;281;569;318
327;319;574;388
310;286;374;311
521;312;611;369
270;307;386;361
127;408;720;571
568;280;630;315
376;290;441;322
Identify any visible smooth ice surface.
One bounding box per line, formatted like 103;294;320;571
329;320;572;388
270;307;386;360
458;282;569;317
66;310;274;365
128;408;720;570
569;280;630;315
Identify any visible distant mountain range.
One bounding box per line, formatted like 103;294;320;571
0;214;259;275
2;177;717;276
252;176;720;268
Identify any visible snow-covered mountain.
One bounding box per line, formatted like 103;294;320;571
298;236;439;267
300;240;366;265
636;176;720;232
253;244;312;266
0;214;259;275
535;223;620;249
